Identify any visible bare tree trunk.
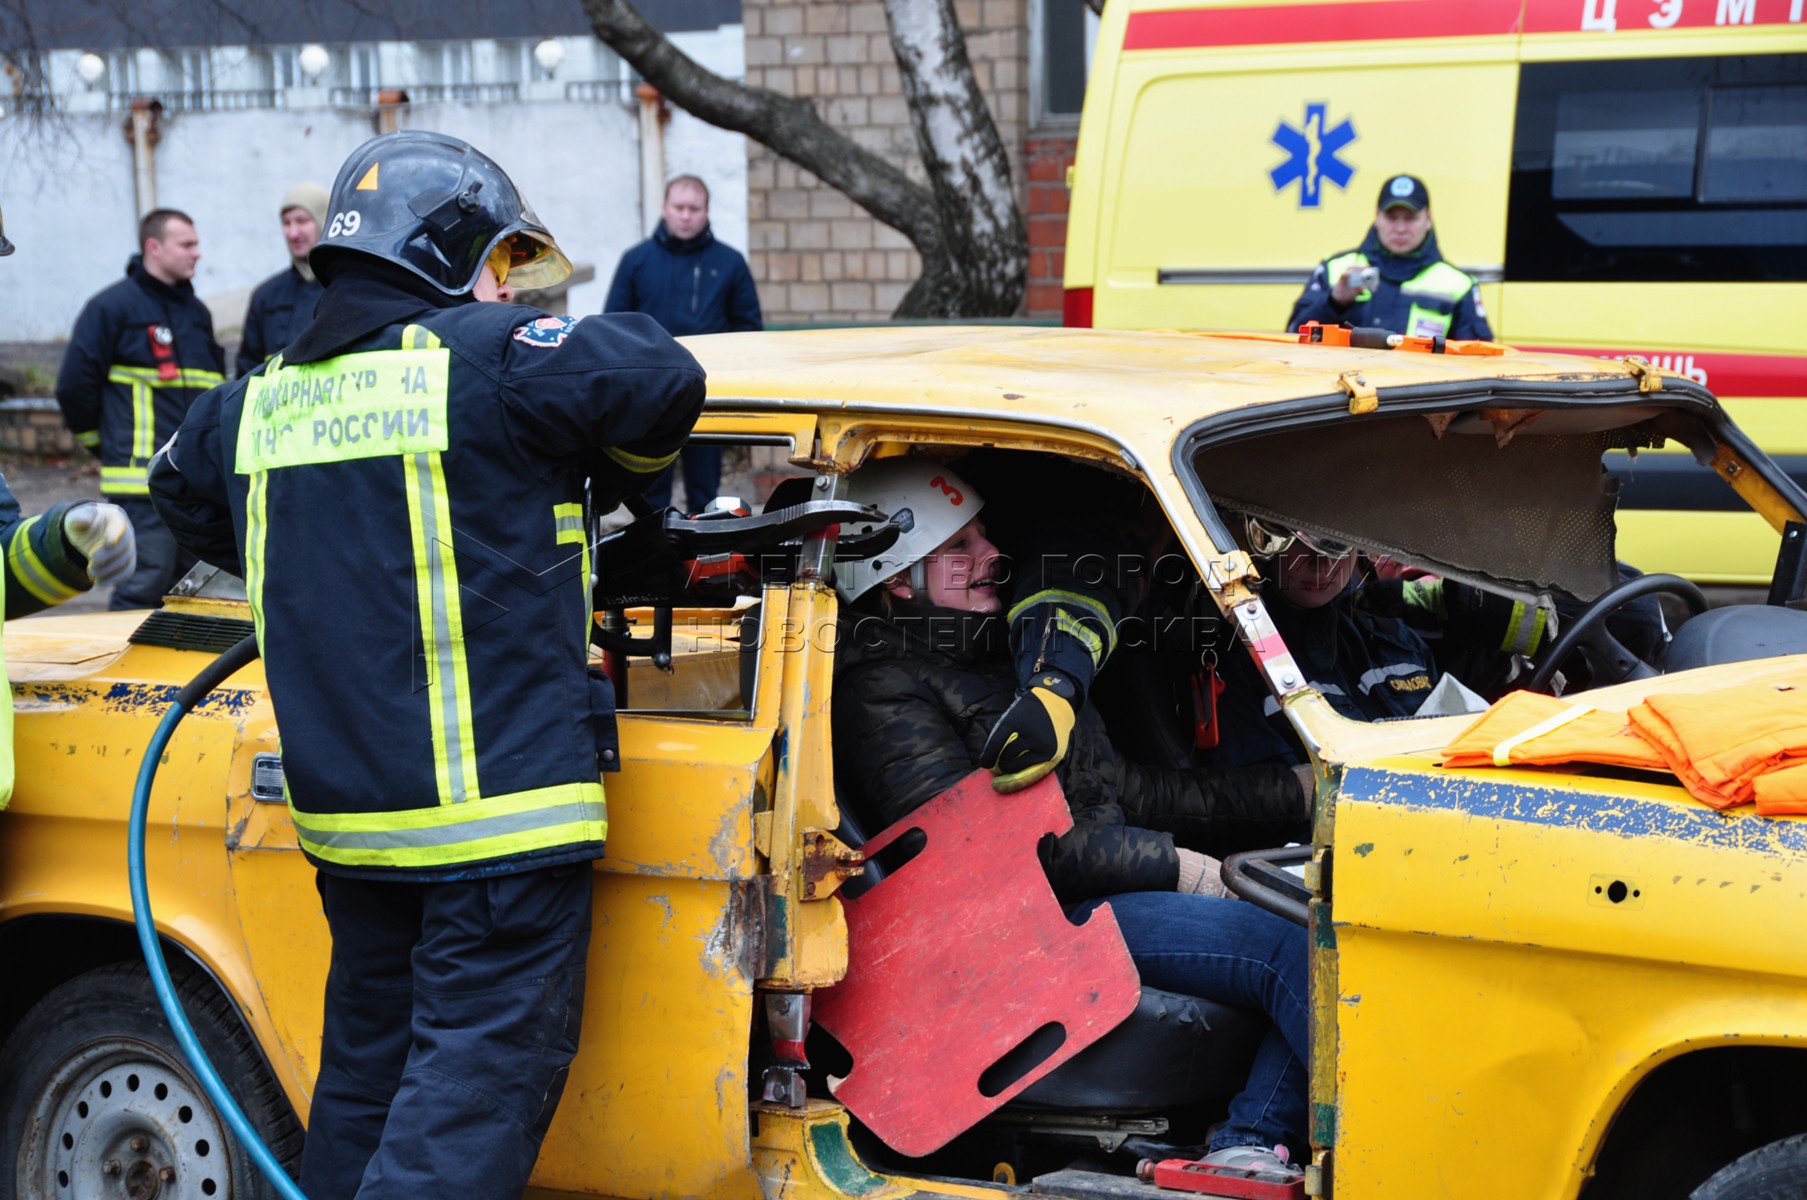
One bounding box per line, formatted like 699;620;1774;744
580;0;1027;318
881;0;1027;316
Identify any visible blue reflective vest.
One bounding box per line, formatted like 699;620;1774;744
152;297;705;879
1286;229;1492;341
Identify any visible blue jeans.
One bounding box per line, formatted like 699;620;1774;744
298;865;592;1200
643;444;723;512
1076;891;1309;1154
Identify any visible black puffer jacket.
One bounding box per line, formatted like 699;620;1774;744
832;601;1309;904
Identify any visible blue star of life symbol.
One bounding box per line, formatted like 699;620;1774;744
1270;103;1357;209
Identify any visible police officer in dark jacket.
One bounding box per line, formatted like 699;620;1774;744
150;131;706;1200
606;175;761;511
236;182;327;377
1286;174;1492;341
57;208;224;609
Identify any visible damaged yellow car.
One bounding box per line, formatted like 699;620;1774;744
3;326;1807;1200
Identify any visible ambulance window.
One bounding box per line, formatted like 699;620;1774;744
1702;86;1807;204
1507;53;1807;283
1552;91;1698;200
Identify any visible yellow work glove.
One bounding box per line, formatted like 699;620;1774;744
980;670;1078;793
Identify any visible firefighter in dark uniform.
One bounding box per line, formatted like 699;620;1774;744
148;131;707;1200
1286;174;1493;341
237;182;328;378
0;208;141;800
1207;516;1441;770
56;207;225;609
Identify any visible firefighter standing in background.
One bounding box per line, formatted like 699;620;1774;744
237;182;328;378
1286;174;1493;341
0;207;141;799
149;131;706;1200
56;208;224;609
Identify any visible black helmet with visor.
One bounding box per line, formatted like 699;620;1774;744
309;130;570;295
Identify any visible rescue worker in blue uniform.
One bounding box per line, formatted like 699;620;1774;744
0;208;141;801
148;131;706;1200
1286;174;1493;341
1208;515;1440;769
57;208;225;610
236;182;328;378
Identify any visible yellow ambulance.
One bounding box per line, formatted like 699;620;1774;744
1063;0;1807;584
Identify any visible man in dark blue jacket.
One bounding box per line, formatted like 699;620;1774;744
1286;174;1492;341
57;208;225;609
605;175;760;510
236;182;327;377
151;132;706;1200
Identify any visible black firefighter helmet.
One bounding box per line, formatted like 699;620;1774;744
0;206;13;256
309;130;570;294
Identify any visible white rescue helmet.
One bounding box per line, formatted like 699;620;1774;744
835;458;984;602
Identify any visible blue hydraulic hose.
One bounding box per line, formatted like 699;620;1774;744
128;634;308;1200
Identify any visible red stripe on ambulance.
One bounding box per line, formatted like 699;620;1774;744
1124;0;1803;51
1517;347;1807;398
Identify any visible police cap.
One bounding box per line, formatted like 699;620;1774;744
1377;174;1430;213
310;130;571;295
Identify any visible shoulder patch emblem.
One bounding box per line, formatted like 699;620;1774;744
512;315;578;348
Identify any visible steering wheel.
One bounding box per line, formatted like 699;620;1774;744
1524;573;1710;694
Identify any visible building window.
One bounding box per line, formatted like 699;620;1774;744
107;50;139;95
269;47;299;91
334;44;379;90
1032;0;1096;124
1508;53;1807;283
422;42;473;86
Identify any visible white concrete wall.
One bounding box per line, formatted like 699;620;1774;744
0;28;750;347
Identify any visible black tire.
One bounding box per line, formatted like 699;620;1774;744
0;960;303;1199
1694;1134;1807;1200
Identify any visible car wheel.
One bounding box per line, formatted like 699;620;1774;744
0;960;303;1199
1694;1134;1807;1200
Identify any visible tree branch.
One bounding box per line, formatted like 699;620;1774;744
580;0;943;259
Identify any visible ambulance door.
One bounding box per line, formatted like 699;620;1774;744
1081;16;1516;333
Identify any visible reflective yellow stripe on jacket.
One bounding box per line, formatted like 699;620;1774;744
7;515;81;605
237;322;606;869
104;365;225;492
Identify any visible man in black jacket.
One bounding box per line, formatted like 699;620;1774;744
605;175;761;510
57;208;224;609
151;132;706;1200
237;182;327;377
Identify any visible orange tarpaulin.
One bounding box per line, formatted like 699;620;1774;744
1627;684;1807;815
1440;691;1668;772
1441;680;1807;817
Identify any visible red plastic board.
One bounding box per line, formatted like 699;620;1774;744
813;768;1141;1156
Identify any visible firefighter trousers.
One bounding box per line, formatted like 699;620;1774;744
297;863;593;1200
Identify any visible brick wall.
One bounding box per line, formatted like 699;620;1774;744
1023;132;1077;319
743;0;1030;324
0;398;78;456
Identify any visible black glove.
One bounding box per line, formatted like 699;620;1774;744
980;669;1079;794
